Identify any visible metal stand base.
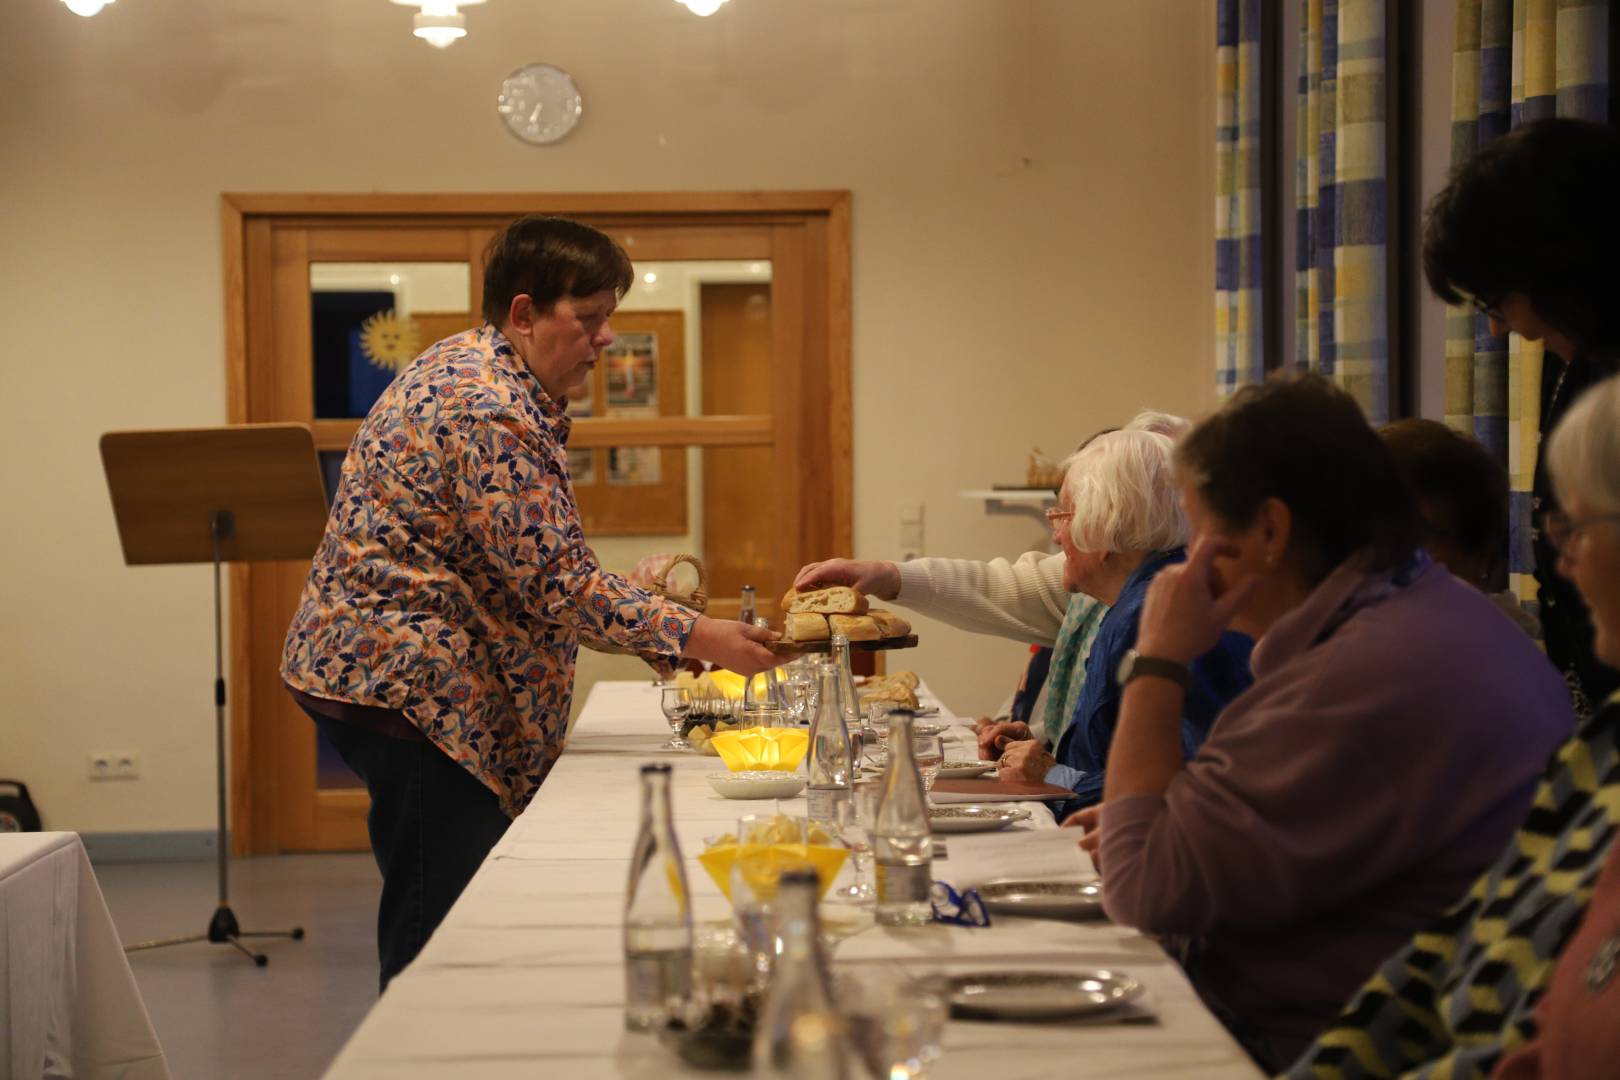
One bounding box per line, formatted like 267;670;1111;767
123;510;305;968
126;907;305;967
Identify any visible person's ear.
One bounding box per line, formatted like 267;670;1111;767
1258;497;1292;569
506;294;538;334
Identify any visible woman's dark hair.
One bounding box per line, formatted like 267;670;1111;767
480;215;634;326
1176;371;1422;586
1423;117;1620;355
1378;418;1508;575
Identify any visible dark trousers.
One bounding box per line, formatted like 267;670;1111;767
301;708;511;992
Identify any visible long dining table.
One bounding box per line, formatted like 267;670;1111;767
322;679;1263;1079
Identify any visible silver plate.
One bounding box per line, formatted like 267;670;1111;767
978;879;1105;919
927;805;1030;834
941;969;1142;1021
937;759;998;780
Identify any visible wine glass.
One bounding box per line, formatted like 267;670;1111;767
660;686;692;749
836;970;948;1079
912;734;943;801
828;780;881;904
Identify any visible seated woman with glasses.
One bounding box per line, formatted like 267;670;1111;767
793;411;1191;755
1283;374;1620;1080
1077;373;1574;1071
990;429;1253;816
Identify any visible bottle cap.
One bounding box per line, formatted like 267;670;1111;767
639;763;672;776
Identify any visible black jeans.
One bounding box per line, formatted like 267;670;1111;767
302;708;511;992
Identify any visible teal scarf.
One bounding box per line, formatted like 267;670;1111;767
1041;592;1107;746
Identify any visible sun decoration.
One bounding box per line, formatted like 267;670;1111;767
358;311;421;374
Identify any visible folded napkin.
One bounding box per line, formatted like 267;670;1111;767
937;828;1095;890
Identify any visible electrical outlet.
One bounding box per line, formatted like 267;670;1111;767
88;752;139;781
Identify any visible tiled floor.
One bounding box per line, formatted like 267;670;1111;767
96;854;381;1080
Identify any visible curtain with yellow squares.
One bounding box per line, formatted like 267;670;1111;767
1296;0;1391;423
1216;0;1266;398
1447;0;1609;605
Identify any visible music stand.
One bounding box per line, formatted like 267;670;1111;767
100;424;330;966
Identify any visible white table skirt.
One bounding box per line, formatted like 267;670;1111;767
324;681;1261;1079
0;832;170;1080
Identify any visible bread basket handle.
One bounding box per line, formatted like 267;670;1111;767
652;553;708;614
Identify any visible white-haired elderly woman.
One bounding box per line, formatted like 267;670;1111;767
794;411;1193;752
994;429;1254;815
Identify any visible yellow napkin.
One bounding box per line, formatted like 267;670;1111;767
697;842;849;904
708;727;810;772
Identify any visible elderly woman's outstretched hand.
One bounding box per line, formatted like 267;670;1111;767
792;558;902;599
1135;536;1258;665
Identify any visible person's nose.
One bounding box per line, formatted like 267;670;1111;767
1487;313;1509;338
595;321;615;350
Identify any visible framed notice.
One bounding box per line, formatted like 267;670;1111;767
571;310;688;535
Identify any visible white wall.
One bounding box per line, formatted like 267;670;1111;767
0;0;1216;834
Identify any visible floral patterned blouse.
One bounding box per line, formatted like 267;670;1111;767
282;325;697;817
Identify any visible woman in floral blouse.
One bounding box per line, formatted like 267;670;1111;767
282;216;780;989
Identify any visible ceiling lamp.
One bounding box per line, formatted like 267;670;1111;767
390;0;486;49
62;0;115;15
676;0;730;15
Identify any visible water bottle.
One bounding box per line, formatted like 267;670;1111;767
871;711;933;927
623;764;693;1030
805;662;853;831
828;634;865;734
746;616;787;715
739;584;758;625
752;868;850;1078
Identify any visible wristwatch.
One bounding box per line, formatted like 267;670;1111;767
1116;649;1191;690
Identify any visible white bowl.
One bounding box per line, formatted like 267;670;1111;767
705;770;807;800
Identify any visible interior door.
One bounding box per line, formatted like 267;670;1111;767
230;197;850;853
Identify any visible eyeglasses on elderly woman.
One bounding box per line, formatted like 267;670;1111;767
1542;510;1620;554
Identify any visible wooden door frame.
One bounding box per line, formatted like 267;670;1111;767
221;191;852;854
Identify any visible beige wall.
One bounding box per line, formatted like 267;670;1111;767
0;0;1216;834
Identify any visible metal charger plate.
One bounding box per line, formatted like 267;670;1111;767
927;805;1030;834
941;969;1143;1021
978;879;1106;920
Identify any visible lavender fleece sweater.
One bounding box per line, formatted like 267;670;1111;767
1097;557;1575;1068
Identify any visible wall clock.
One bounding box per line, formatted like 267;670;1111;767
496;63;583;146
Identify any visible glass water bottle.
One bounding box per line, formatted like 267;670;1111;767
752;868;849;1077
871;711;933;927
805;662;853;830
623;764;693;1030
739;584;758;625
828;633;865;734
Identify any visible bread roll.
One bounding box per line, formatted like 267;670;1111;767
866;609;912;638
858;682;919;710
863;669;919;692
784;612;830;641
782;586;869;616
829;614;882;641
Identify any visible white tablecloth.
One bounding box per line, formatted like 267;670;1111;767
324;681;1261;1079
0;832;169;1080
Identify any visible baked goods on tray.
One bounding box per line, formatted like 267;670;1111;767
773;587;916;651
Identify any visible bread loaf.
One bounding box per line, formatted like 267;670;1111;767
858;682;919;710
828;614;882;641
781;586;869;616
867;609;912;638
784;612;830;642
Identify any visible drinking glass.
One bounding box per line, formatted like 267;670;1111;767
660;686;692;749
828;780;881;904
912;734;943;799
741;704;788;730
836;970;948;1079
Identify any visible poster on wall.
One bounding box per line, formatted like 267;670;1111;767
567;447;597;485
605;332;658;408
607;446;661;486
